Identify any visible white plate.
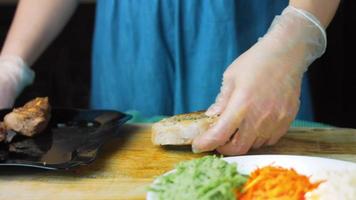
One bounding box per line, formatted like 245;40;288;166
147;155;356;200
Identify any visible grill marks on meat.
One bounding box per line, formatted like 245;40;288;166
4;97;51;137
0;97;51;160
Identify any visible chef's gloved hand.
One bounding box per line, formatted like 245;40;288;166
192;6;327;155
0;55;35;109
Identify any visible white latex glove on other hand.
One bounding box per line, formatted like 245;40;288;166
0;55;34;109
192;6;326;155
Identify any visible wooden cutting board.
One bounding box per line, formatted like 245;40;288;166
0;124;355;200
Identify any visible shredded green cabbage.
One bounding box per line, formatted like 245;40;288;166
149;155;247;200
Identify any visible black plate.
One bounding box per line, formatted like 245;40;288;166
0;108;131;170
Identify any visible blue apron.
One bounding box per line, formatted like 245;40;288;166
92;0;314;121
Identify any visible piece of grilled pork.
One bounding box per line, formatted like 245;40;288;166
0;122;6;142
4;97;51;137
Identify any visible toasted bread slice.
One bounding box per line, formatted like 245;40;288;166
151;111;218;145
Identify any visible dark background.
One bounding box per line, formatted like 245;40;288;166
0;1;355;127
0;3;94;109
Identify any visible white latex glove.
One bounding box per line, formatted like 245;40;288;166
192;6;326;155
0;55;35;109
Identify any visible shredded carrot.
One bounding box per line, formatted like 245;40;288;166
237;166;323;200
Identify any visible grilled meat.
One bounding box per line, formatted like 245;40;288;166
0;122;6;142
4;97;51;137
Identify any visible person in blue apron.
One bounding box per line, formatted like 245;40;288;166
0;0;340;155
93;0;313;118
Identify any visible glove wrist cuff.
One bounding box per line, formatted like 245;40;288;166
262;6;327;70
0;55;35;96
285;6;327;55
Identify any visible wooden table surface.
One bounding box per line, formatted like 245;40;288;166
0;124;355;200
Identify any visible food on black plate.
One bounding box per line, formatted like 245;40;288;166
9;137;51;158
4;130;16;143
0;122;6;142
4;97;51;137
0;140;8;161
0;97;52;160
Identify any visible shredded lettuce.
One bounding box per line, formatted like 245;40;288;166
149;155;247;200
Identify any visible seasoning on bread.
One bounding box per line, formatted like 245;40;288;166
151;111;218;145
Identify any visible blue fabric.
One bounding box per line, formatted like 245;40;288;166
92;0;314;121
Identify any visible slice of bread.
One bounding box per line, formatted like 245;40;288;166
151;111;218;145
